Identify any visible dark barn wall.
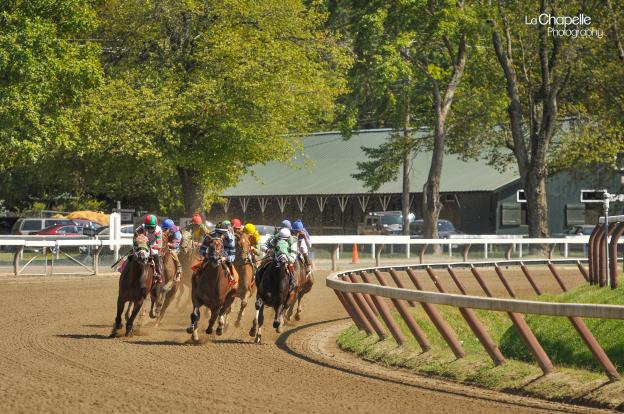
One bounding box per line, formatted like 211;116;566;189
214;192;500;235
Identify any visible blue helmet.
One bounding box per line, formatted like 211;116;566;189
292;220;304;231
280;219;292;230
162;219;175;231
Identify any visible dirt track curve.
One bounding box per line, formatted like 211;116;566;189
0;271;608;413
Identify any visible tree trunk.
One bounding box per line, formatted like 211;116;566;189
422;136;443;239
524;169;549;237
177;168;203;216
401;113;412;236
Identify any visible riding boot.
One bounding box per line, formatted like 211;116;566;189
153;256;162;284
171;251;182;281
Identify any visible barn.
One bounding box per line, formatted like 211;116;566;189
216;129;623;235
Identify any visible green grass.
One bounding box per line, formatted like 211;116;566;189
337;285;624;409
501;285;624;372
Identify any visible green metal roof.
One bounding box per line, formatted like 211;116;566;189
222;129;519;197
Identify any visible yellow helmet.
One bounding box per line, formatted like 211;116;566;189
243;223;256;234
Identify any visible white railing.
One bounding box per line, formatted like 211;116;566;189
0;234;600;275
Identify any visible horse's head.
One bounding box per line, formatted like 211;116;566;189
180;230;193;253
206;236;224;264
235;232;250;261
133;234;151;264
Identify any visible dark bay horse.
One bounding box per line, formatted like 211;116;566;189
110;234;154;337
186;236;238;342
234;232;256;327
148;241;179;326
249;256;301;344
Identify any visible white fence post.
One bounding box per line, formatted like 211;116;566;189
484;243;488;259
110;212;121;262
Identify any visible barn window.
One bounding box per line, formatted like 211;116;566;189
501;203;521;226
566;203;585;226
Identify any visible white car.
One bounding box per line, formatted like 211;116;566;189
96;224;135;238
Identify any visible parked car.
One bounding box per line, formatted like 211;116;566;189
96;224;135;237
36;224;84;236
71;219;103;230
409;219;462;239
564;224;595;236
0;217;19;235
11;218;76;235
357;211;415;235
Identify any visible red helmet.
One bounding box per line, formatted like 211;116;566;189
231;218;242;229
192;214;202;225
144;214;158;227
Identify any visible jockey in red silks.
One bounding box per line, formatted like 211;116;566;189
134;214;163;281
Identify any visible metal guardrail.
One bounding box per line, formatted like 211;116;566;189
0;238;133;276
326;258;623;380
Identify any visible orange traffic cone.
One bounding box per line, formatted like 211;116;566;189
351;243;359;264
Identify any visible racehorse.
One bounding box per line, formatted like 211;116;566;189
175;230;201;308
285;255;314;322
233;232;256;327
249;254;301;344
110;234;154;337
148;239;178;326
186;236;238;342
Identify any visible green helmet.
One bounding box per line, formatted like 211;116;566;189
222;220;232;227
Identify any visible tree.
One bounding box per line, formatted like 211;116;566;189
95;0;350;215
0;0;102;186
488;0;624;236
340;1;479;237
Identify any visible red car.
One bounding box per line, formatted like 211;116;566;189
36;224;84;236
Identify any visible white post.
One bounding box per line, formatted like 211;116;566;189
519;243;523;258
406;242;410;259
110;212;121;262
564;242;569;258
448;242;452;257
371;244;375;259
484;243;488;259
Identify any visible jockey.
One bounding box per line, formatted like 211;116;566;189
243;223;261;259
134;214;163;281
256;227;297;286
200;221;238;283
292;219;312;273
161;219;183;281
231;218;243;235
279;219;292;231
184;213;209;243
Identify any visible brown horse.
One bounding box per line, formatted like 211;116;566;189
285;255;314;322
186;236;238;342
175;230;201;308
110;234;154;337
249;256;301;344
233;232;256;327
148;241;179;326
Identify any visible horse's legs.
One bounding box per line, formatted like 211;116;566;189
235;297;247;328
255;304;265;344
295;296;303;321
206;305;220;335
124;302;132;323
149;287;158;319
273;303;284;332
250;296;262;341
186;306;200;342
110;296;125;337
125;299;144;337
285;299;295;322
155;285;177;326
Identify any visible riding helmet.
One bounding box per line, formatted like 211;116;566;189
278;228;291;239
280;219;292;230
162;219;175;230
292;220;304;231
144;214;158;227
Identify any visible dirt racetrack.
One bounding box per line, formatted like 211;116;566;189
0;270;606;413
